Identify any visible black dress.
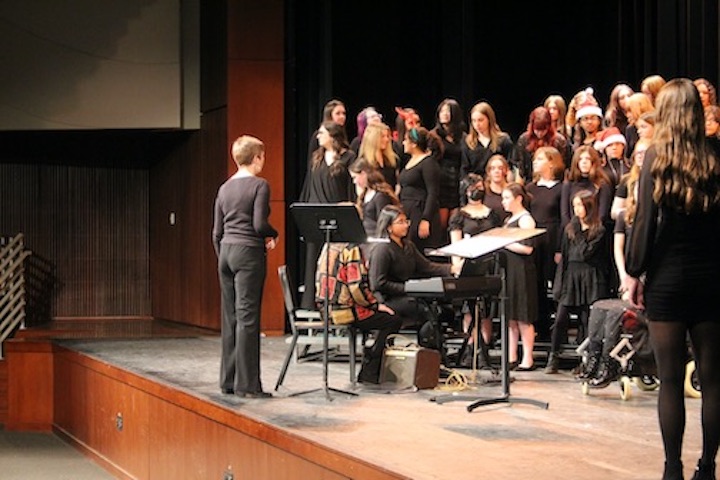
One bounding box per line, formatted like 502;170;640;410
398;155;442;251
626;146;720;321
435;133;464;209
460;134;513;178
553;219;608;307
527;181;563;278
503;213;538;323
448;208;502;237
526;181;563;332
299;150;356;308
560;177;614;228
484;188;510;224
361;190;394;238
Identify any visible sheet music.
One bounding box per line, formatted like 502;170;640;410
428;227;546;259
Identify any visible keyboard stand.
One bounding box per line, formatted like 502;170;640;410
431;267;549;411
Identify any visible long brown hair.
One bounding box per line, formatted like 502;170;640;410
650;78;720;213
312;121;349;176
349;158;400;210
568;146;610;188
567;190;602;241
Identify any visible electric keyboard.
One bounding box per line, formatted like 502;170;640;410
404;276;502;299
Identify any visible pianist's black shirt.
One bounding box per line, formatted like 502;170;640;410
369;239;450;303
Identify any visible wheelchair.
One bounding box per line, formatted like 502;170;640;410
576;298;701;401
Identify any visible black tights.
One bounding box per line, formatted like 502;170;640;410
649;319;720;467
550;304;590;353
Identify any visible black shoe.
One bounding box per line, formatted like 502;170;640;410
576;350;602;380
508;361;519;371
663;460;684;480
237;391;272;399
691;460;716;480
544;353;560;374
221;388;234;394
588;360;620;389
516;364;536;372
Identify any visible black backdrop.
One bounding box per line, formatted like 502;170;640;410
284;0;719;276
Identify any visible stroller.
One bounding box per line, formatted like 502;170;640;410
576;298;701;400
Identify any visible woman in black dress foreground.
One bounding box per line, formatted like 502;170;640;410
627;79;720;480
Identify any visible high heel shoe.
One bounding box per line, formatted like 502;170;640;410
690;460;716;480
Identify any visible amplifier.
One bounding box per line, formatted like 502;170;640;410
380;347;441;390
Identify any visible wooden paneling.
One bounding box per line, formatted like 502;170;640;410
0;164;150;317
149;115;226;330
6;340;54;431
227;0;286;334
31;343;405;480
0;359;7;425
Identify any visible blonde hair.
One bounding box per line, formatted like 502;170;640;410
231;135;264;166
641;75;667;104
626;93;655;125
358;123;397;169
650;78;720;213
625;138;651;224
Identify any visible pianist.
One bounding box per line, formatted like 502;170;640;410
316;242;403;384
369;205;462;333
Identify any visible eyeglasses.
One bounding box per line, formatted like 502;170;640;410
392;218;411;226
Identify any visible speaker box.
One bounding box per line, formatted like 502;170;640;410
380;347;441;389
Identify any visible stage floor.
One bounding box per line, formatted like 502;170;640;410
50;331;703;480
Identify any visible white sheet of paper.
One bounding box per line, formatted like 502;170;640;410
429;227;546;259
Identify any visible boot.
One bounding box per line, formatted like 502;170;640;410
358;355;381;384
690;460;716;480
663;460;684;480
588;358;620;389
544;353;560;374
576;342;602;380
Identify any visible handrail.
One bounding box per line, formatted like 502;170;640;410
0;233;56;358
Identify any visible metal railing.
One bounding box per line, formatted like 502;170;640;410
0;234;55;358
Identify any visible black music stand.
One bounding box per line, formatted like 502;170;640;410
289;202;367;400
430;227;549;411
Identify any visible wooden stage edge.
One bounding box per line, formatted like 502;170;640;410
6;339;407;480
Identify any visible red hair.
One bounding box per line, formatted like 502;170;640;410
524;107;557;152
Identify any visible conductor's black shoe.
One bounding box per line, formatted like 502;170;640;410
237;391;272;399
221;388;234;394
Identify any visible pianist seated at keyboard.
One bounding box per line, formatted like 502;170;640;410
369;205;462;334
316;242;404;384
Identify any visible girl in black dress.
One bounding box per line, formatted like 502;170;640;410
500;183;539;371
513;106;569;181
627;78;720;480
349;157;400;239
357;123;399;188
461;101;513;178
545;190;608;374
484;154;511;223
299;121;356;309
449;173;502;364
526;146;565;341
432;99;466;236
397;127;442;252
560;146;613;228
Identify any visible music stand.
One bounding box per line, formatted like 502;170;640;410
289;202;367;400
430;227;550;411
